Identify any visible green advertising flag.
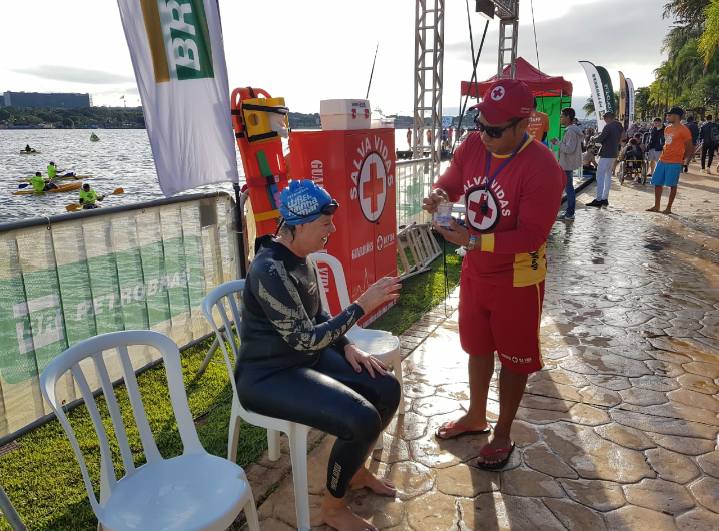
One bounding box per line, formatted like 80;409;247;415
596;66;616;115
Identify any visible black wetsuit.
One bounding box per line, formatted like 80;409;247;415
236;237;401;497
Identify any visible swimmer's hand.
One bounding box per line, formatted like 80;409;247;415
344;344;387;378
355;276;401;314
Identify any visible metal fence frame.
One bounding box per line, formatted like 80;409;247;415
396;156;433;228
0;192;240;445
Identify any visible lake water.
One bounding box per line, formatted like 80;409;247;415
0;128;412;223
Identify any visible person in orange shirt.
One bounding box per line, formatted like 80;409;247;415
647;106;693;214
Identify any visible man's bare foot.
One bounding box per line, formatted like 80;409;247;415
662;208;672;214
349;467;397;496
321;496;378;531
646;206;659;212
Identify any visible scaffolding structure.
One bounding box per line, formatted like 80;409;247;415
411;0;445;180
493;0;520;78
411;1;521;178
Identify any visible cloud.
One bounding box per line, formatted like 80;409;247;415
12;65;134;84
445;0;672;83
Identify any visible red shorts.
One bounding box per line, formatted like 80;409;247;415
458;276;545;374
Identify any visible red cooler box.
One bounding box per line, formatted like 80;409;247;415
289;128;397;324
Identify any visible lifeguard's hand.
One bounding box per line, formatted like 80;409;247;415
432;218;470;247
344;344;387;378
355;276;401;314
422;189;448;214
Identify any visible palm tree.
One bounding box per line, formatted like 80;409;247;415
583;98;595;116
663;0;709;27
699;0;719;66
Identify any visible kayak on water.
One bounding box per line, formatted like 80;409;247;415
18;173;90;183
13;181;82;195
19;150;41;154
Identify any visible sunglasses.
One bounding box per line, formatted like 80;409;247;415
474;116;522;138
284;199;339;219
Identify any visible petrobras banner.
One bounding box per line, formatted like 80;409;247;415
618;71;627;123
117;0;239;196
579;61;608;132
0;195;237;440
626;77;636;129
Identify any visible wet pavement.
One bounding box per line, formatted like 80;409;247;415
250;165;719;530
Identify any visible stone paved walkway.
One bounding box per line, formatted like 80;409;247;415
252;165;719;530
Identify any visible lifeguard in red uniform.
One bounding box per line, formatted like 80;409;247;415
423;79;564;469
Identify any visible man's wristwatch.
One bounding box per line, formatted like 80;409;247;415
464;234;478;251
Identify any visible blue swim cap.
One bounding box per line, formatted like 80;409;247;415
279;180;336;226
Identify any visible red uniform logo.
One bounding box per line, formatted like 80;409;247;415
466;187;500;232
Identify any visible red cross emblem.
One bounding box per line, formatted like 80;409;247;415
490;85;505;101
469;192;493;222
362;161;385;214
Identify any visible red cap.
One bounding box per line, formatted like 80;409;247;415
472;79;534;124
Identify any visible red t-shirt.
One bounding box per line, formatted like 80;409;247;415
435;132;565;287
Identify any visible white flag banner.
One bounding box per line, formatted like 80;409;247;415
579;60;608;132
626;77;636;130
117;0;238;196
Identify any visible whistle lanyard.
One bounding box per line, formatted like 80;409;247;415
482;133;529;195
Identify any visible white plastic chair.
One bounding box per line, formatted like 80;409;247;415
202;281;312;531
309;252;406;418
40;330;260;531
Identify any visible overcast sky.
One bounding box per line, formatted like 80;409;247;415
0;0;674;115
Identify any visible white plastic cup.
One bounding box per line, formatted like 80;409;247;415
433;201;453;228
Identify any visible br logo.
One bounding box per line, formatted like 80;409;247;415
142;0;215;82
466;188;500;231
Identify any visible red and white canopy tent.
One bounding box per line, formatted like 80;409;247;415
461;57;573;98
461;57;573;146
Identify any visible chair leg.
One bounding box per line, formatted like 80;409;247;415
393;351;406;415
374;433;385;450
243;490;261;531
287;426;311;531
227;398;242;463
196;335;221;377
267;429;281;461
376;350;405;451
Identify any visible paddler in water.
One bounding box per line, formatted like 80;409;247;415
79;183;104;209
30;171;58;192
24;144;34;153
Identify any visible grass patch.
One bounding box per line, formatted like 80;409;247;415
0;340;266;531
373;238;462;334
0;237;462;530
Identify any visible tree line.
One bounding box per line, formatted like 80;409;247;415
649;0;718;118
0;106;146;129
582;1;718;122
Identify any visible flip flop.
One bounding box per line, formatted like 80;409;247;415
435;419;492;440
472;442;515;470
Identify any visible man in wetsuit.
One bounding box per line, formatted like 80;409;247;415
423;79;564;470
236;179;402;531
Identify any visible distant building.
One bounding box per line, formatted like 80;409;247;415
2;91;91;108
